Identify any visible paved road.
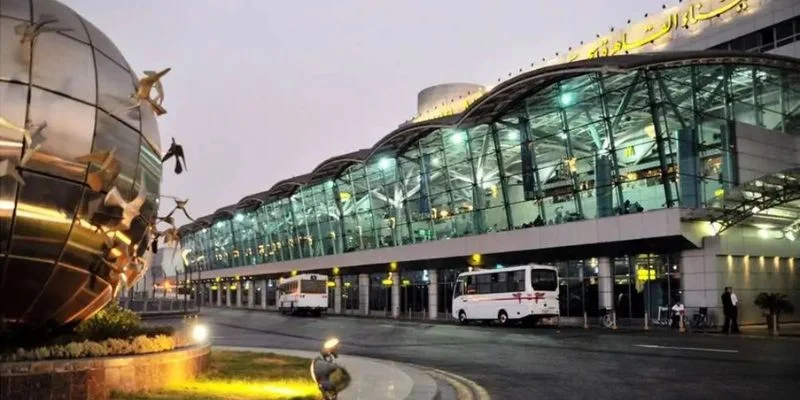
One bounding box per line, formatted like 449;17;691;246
166;308;800;400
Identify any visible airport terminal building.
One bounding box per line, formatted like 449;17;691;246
179;0;800;325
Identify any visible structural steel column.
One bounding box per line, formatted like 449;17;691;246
216;287;222;307
334;275;343;314
598;257;614;311
358;273;370;316
261;280;268;310
391;273;400;318
428;269;438;320
226;287;232;308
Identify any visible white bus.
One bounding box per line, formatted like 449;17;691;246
277;273;329;316
452;264;559;325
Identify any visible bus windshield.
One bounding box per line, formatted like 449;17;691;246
531;269;557;291
301;279;327;294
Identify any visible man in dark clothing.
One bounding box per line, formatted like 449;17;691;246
721;286;740;334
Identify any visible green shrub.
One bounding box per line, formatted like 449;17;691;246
75;302;141;341
135;325;175;338
0;334;177;362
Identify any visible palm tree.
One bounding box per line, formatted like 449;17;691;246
754;292;795;332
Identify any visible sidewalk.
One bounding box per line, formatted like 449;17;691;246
214;345;440;400
699;322;800;340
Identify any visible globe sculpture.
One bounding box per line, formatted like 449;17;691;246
0;0;167;329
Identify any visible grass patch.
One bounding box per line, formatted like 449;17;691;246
112;351;323;400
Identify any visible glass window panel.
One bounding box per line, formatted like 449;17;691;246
0;0;31;20
79;17;130;71
96;50;140;130
32;0;90;43
137;141;161;222
0;16;30;83
0;81;28;163
27;87;94;181
59;189;106;278
93;111;142;198
139;101;161;153
11;171;82;261
31;33;95;103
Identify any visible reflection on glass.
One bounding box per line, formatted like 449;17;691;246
93;111;142;198
0;0;31;20
0;17;30;83
10;171;82;261
23;266;89;323
96;50;140;129
138;141;162;221
60;189;106;278
27;87;94;181
140;102;161;153
31;0;90;43
32;32;95;103
0;81;28;163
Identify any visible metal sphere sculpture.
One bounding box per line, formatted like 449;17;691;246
0;0;168;328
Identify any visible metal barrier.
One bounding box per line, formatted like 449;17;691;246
118;298;197;315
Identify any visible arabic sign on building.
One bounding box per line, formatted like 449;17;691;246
544;0;760;67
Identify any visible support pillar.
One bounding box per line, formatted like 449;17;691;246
247;281;254;308
598;257;613;311
226;286;232;308
216;286;222;307
236;283;242;307
427;269;438;320
334;275;342;314
358;273;369;316
261;280;268;310
275;287;281;309
391;273;400;318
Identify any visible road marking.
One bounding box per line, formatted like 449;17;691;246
634;344;739;353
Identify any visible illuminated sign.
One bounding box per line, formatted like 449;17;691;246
545;0;756;66
412;89;486;123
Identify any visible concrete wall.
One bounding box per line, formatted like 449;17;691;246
735;122;799;184
681;226;800;325
0;345;210;400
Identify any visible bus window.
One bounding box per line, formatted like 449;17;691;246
512;270;525;291
465;276;477;294
301;279;327;294
531;270;558;291
476;274;491;294
453;280;464;297
491;272;508;293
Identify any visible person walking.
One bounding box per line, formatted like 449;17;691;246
721;286;740;334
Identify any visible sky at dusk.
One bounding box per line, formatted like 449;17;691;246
63;0;661;226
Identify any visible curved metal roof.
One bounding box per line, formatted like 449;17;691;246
307;148;371;185
212;204;238;221
181;51;800;234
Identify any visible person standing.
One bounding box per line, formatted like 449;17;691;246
721;286;740;334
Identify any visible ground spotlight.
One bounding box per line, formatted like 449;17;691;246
311;337;345;400
192;323;209;343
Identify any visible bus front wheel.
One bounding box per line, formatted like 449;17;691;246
498;310;509;326
458;310;467;325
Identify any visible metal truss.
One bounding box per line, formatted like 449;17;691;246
712;167;800;235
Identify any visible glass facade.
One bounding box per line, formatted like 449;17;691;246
181;60;800;273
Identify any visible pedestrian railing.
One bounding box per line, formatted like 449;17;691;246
117;298;197;315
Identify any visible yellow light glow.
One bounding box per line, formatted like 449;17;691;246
471;253;482;263
381;278;393;286
389;261;398;271
326;281;336;287
714;188;725;198
164;380;318;399
332;267;340;275
192;324;209;343
323;337;340;351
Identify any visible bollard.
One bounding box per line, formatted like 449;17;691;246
644;312;650;331
583;311;589;329
611;310;618;330
679;313;686;333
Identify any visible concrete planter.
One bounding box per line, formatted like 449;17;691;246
0;344;210;400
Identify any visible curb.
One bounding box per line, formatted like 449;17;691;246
211;345;489;400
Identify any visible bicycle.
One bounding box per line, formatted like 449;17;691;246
599;308;615;328
690;307;716;330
